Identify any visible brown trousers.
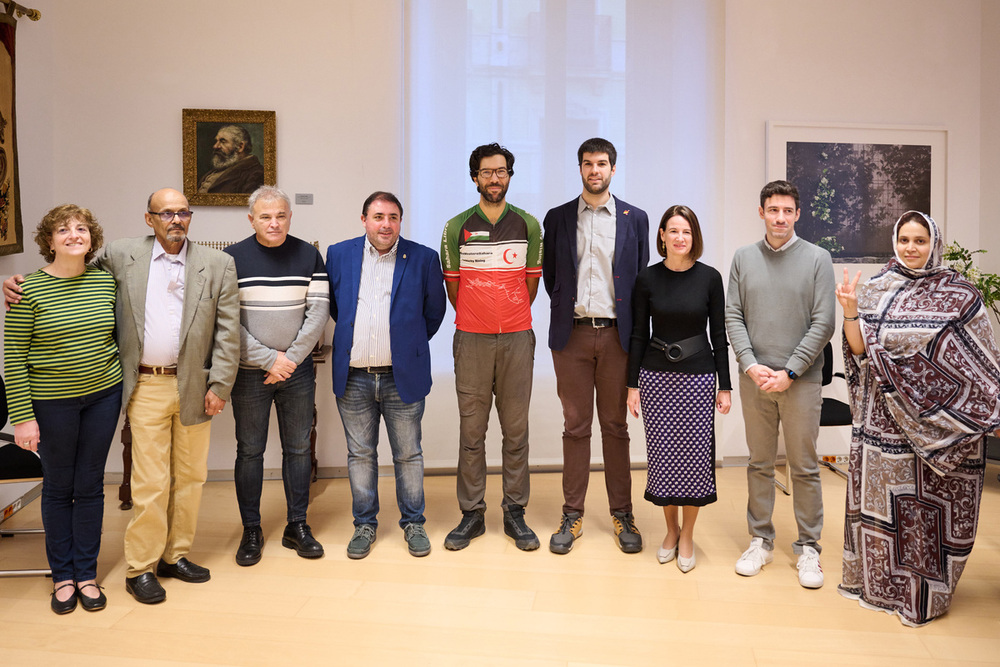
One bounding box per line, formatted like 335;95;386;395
453;329;535;512
552;324;632;515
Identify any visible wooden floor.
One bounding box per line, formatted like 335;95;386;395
2;465;1000;666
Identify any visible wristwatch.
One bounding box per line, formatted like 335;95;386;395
785;368;798;380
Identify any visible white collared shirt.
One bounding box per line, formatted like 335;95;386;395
349;237;397;368
141;238;187;366
764;233;799;252
574;194;617;319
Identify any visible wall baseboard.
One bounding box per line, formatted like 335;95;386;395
101;460;735;486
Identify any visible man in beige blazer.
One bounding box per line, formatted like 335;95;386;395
99;188;240;603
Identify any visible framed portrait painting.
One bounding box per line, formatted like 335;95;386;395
766;121;947;263
182;109;276;206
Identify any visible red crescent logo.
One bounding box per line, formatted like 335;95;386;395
503;248;516;264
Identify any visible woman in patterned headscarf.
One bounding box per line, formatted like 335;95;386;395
835;210;1000;626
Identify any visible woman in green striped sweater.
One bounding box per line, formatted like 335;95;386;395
4;205;122;614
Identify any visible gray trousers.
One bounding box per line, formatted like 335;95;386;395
453;329;535;512
738;372;823;554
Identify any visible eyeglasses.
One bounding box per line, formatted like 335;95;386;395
148;210;193;222
477;168;509;179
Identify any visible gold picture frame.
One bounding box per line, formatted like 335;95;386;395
182;108;276;207
0;12;24;256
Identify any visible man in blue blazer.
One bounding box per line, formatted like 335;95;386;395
326;191;447;560
542;138;650;555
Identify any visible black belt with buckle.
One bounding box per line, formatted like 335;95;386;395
354;365;393;374
138;364;177;376
574;317;617;328
649;334;709;362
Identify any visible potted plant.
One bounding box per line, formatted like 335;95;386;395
943;241;1000;322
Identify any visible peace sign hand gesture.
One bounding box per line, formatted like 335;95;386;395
836;268;862;316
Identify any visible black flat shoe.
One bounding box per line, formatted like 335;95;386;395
156;557;211;583
50;582;77;615
125;572;166;604
77;582;107;611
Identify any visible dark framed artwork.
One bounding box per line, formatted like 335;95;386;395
767;122;947;263
0;11;23;256
182;109;276;207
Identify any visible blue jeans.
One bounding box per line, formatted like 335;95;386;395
232;357;315;527
336;368;426;528
33;382;122;582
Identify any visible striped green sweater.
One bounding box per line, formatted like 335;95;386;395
4;266;122;424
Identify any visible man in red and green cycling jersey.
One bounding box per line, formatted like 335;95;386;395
440;143;543;552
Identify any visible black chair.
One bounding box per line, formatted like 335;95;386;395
0;375;50;578
818;342;852;479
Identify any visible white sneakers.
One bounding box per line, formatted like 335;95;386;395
734;538;823;588
735;537;773;576
796;545;824;589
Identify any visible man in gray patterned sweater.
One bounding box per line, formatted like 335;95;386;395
224;185;330;566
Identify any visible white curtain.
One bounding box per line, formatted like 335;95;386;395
404;0;725;374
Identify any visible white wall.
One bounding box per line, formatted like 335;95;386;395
6;0;407;476
720;0;986;460
1;0;994;478
981;0;1000;277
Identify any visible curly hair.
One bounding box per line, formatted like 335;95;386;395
469;143;515;179
34;204;104;264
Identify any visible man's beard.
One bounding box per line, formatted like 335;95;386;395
478;181;509;204
211;149;242;170
165;224;187;243
583;176;610;195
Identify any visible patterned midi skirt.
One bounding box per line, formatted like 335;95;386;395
638;368;717;506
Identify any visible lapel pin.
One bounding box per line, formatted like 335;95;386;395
624;209;630;215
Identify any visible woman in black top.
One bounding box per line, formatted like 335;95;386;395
627;205;731;572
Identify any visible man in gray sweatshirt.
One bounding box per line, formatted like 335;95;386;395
725;180;835;589
225;186;330;566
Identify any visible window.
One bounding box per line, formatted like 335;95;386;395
405;0;722;371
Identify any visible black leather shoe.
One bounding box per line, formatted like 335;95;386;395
282;521;324;559
156;557;211;583
125;573;166;604
236;526;264;566
50;582;78;615
77;582;108;611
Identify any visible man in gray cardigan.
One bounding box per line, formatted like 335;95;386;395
725;180;835;589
